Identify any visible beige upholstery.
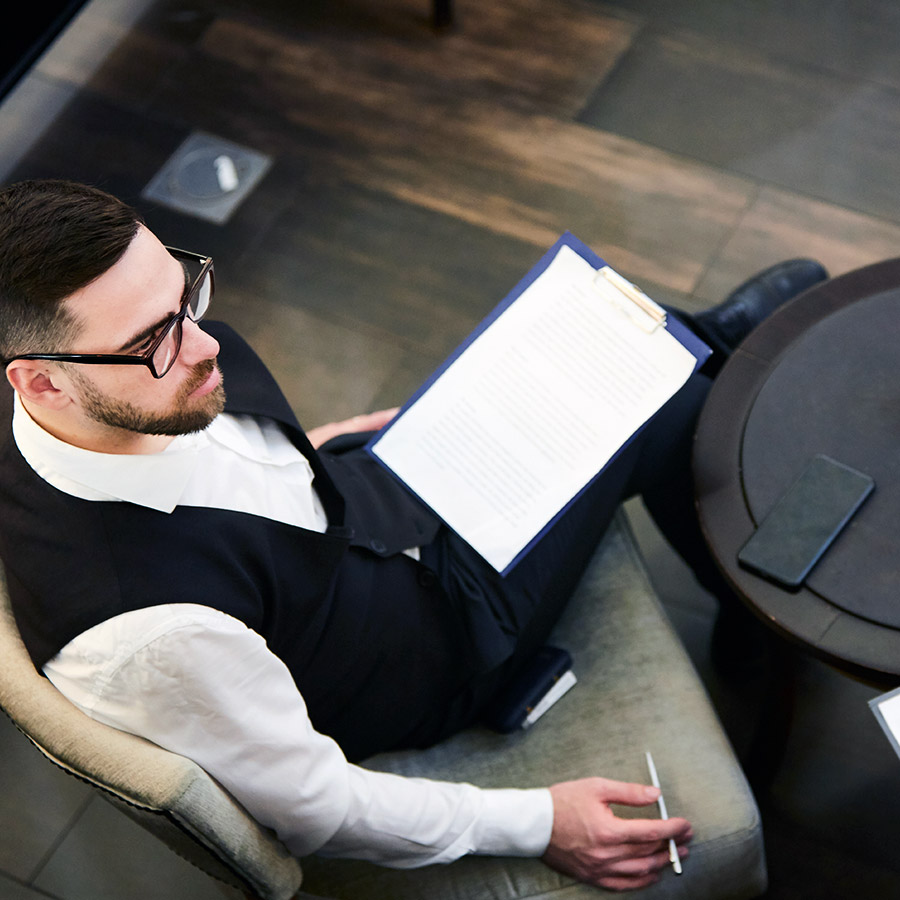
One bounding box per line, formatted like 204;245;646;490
0;513;766;899
0;562;303;900
303;514;767;899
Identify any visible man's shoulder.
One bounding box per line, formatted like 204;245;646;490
204;321;300;429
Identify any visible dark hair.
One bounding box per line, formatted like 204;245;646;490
0;180;143;360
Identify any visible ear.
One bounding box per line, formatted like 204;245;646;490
5;360;76;411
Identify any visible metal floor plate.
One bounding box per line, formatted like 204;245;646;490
142;131;272;224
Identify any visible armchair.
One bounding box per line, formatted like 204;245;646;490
0;512;766;899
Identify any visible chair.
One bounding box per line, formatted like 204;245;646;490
0;513;767;899
0;561;303;900
432;0;453;29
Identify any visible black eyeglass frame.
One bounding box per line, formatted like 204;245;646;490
4;247;214;379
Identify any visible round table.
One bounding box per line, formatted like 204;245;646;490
694;257;900;686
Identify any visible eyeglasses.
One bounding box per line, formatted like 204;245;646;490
5;247;214;379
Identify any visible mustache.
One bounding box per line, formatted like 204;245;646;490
181;358;218;395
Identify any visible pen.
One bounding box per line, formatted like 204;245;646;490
645;751;682;875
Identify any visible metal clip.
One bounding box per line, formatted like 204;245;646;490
593;266;666;333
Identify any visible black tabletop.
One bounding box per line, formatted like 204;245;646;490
694;257;900;684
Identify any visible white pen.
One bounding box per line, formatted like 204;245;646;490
645;751;682;875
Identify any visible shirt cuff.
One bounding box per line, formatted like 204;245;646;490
471;787;554;858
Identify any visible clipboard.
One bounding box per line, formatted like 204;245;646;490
398;232;706;377
366;232;711;574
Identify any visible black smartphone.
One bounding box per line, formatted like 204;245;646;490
737;454;874;591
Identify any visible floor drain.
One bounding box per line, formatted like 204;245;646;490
142;131;272;224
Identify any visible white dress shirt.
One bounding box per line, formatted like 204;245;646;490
14;396;553;867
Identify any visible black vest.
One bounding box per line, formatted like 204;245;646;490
0;323;496;761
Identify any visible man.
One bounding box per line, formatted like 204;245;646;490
0;180;825;890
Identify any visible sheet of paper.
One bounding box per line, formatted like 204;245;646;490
871;687;900;760
371;243;700;573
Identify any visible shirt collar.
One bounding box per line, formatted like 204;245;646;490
12;393;208;512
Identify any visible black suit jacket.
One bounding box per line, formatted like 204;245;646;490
0;322;491;760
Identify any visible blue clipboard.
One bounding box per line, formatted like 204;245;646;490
366;232;711;575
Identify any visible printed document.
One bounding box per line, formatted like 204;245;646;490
369;236;708;573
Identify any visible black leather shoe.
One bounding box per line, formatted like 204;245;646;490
694;258;828;357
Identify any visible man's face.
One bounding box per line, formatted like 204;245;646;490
67;355;223;437
58;226;225;447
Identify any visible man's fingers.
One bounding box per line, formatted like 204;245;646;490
552;841;689;891
307;408;399;448
596;874;660;892
609;842;689;874
596;845;687;889
611;814;692;846
581;778;690;845
351;408;400;430
590;777;661;808
593;860;667;893
543;777;693;889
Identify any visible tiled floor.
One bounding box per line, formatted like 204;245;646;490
2;0;900;897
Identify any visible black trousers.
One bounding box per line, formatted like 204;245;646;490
412;362;730;747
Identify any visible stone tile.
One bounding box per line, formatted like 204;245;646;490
365;346;449;415
236;178;542;362
767;657;900;876
125;0;757;296
0;72;79;182
0;0;158;179
624;499;717;621
194;0;639;120
599;0;900;91
31;0;158;92
214;287;422;428
33;797;242;900
339;113;755;296
0;871;59;900
578;27;900;224
693;186;900;306
0;715;91;882
4;91;187;199
760;804;900;899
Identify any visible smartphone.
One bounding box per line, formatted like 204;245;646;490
737;454;874;591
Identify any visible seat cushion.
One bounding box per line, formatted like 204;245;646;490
300;513;766;899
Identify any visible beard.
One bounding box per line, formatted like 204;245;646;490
73;359;226;437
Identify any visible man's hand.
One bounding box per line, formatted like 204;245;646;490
307;408;400;449
542;777;692;891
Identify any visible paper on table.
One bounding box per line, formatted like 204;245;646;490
870;687;900;761
371;243;699;573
